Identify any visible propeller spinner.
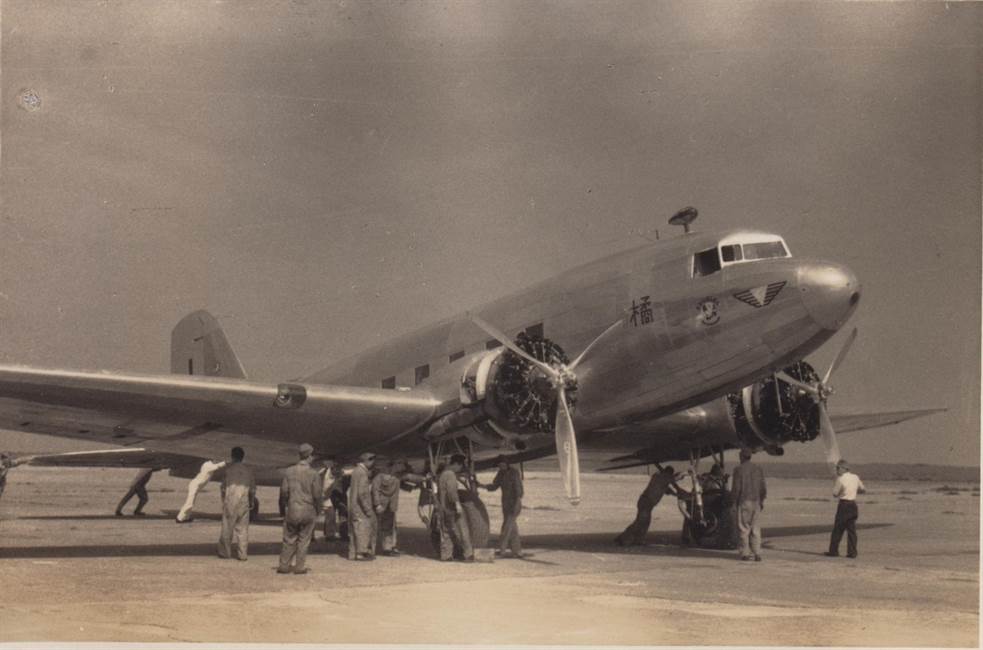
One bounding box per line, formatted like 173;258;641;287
469;314;623;505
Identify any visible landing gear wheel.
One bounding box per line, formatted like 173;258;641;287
429;490;491;558
682;489;734;549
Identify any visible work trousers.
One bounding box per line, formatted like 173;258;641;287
439;509;473;560
218;498;251;560
279;516;316;571
117;485;149;514
615;496;655;546
348;510;377;559
377;510;397;552
736;500;762;558
828;499;859;557
498;500;522;554
176;477;209;521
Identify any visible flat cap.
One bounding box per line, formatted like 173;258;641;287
298;443;314;458
358;452;376;462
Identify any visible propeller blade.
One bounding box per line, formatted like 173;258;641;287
818;402;842;474
555;388;581;505
468;313;559;378
776;371;820;397
569;319;624;370
823;327;858;386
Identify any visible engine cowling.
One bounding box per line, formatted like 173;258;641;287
728;361;822;449
454;333;575;449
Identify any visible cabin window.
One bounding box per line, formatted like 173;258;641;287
485;339;502;350
525;323;543;338
720;244;743;263
743;240;788;260
693;248;721;277
414;364;430;385
381;376;396;389
449;350;465;363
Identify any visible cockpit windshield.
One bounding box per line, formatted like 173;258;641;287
692;233;790;277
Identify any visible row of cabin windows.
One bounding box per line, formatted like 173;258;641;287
380;322;544;389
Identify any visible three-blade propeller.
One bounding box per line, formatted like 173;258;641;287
469;314;623;505
776;327;857;474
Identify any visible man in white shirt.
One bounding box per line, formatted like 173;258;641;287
825;459;866;558
176;459;228;523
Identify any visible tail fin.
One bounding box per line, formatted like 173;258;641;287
171;310;247;379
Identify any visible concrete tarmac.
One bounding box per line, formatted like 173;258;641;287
0;467;978;646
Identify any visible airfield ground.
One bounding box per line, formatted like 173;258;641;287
0;467;978;646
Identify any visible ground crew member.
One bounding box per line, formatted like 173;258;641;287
731;449;766;562
324;463;348;541
115;468;158;516
438;454;474;562
615;465;678;546
175;459;228;523
371;458;402;556
825;459;866;558
277;443;323;574
480;455;525;558
348;452;376;561
0;452;27;502
217;446;255;561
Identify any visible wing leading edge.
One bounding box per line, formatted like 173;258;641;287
0;364;442;463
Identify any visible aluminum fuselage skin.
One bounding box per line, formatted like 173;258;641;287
305;228;859;456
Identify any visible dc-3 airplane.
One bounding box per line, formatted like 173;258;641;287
0;208;941;547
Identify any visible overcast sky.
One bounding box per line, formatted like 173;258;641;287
1;1;980;465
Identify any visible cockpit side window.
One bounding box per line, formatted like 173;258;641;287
743;241;788;260
720;244;743;263
693;247;721;277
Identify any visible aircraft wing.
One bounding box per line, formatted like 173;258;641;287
0;364;441;467
826;408;947;434
591;407;945;470
21;448;204;470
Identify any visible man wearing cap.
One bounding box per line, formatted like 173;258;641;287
615;465;679;546
731;449;767;562
175;458;228;523
218;446;255;561
825;459;866;559
276;443;323;574
348;452;377;561
480;456;525;558
438;454;474;561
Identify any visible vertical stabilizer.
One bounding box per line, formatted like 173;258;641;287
171;310;247;379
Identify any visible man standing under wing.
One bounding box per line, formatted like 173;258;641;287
731;449;766;562
217;446;255;561
438;454;474;562
348;452;377;561
825;459;866;559
277;443;323;574
480;456;525;558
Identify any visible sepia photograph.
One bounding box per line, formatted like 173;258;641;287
0;1;980;647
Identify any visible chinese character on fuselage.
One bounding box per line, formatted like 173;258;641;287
630;296;654;327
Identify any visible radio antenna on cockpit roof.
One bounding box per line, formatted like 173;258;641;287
669;206;698;234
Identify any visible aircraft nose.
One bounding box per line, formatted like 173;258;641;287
798;262;861;330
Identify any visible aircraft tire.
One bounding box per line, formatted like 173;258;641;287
461;491;490;549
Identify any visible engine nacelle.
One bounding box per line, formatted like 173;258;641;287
449;334;572;451
727;361;822;450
